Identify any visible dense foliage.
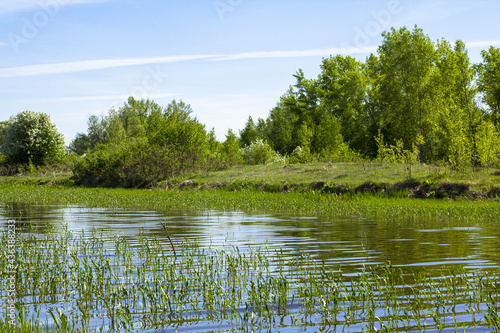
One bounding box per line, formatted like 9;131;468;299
71;98;241;187
242;26;500;168
0;111;65;167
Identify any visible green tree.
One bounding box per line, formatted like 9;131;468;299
68;132;92;155
105;109;126;145
475;121;500;168
221;129;242;165
377;26;437;162
435;40;481;167
267;102;296;155
317;55;369;152
87;114;107;148
311;111;344;156
477;46;500;130
1;111;65;166
69;113;109;156
0;121;9;147
239;116;259;147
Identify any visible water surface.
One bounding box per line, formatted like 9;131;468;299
1;202;497;274
1;202;499;332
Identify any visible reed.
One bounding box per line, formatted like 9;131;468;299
1;184;499;223
1;225;500;332
160;222;177;258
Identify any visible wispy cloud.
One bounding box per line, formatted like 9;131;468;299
466;40;500;48
0;47;378;78
0;42;7;47
208;46;377;61
0;55;215;77
38;92;178;103
2;40;498;79
0;0;111;16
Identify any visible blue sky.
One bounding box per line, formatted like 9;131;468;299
1;0;499;144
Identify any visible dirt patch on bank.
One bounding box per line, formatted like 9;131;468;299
434;182;469;199
148;179;495;201
354;181;388;194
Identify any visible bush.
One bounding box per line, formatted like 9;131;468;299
72;139;193;187
289;146;311;164
267;151;287;165
1;111;66;166
71;98;217;187
241;139;284;165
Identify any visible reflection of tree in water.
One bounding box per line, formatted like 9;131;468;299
269;214;494;275
0;202;64;234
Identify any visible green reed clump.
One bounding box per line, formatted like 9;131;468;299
1;184;500;224
1;226;500;332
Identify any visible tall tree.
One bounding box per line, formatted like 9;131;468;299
267;100;296;155
377;26;437;162
317;55;369;153
435;40;481;166
239;116;259;147
477;46;500;130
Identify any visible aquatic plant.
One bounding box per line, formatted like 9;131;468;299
1;225;499;332
1;184;499;223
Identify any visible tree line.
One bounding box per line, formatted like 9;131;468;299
240;26;500;169
1;26;499;186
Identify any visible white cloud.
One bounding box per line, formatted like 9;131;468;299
0;0;111;16
466;40;500;48
38;92;179;103
0;55;216;77
3;40;496;79
0;47;379;78
208;46;378;61
0;42;7;47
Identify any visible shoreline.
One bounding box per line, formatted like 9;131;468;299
2;162;499;202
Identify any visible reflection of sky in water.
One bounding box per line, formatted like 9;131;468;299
1;203;498;274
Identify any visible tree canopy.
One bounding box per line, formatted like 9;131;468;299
0;111;65;166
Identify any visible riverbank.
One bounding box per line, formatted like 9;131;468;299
2;162;499;200
0;178;499;223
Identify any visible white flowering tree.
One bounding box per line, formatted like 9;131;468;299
1;111;65;166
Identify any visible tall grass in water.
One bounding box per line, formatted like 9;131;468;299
1;225;500;332
1;184;500;222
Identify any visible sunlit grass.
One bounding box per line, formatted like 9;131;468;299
189;161;500;192
0;183;499;222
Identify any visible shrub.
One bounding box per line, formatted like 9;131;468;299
267;150;287;165
1;111;65;166
72;139;196;187
241;139;276;165
289;146;311;164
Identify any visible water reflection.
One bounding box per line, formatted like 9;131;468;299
1;202;498;274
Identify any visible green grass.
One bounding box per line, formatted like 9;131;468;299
0;182;499;222
1;226;500;332
1;161;499;223
186;161;500;192
2;161;500;194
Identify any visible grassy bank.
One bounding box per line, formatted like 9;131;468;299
2;162;500;197
0;182;499;222
170;162;500;199
0;161;499;221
